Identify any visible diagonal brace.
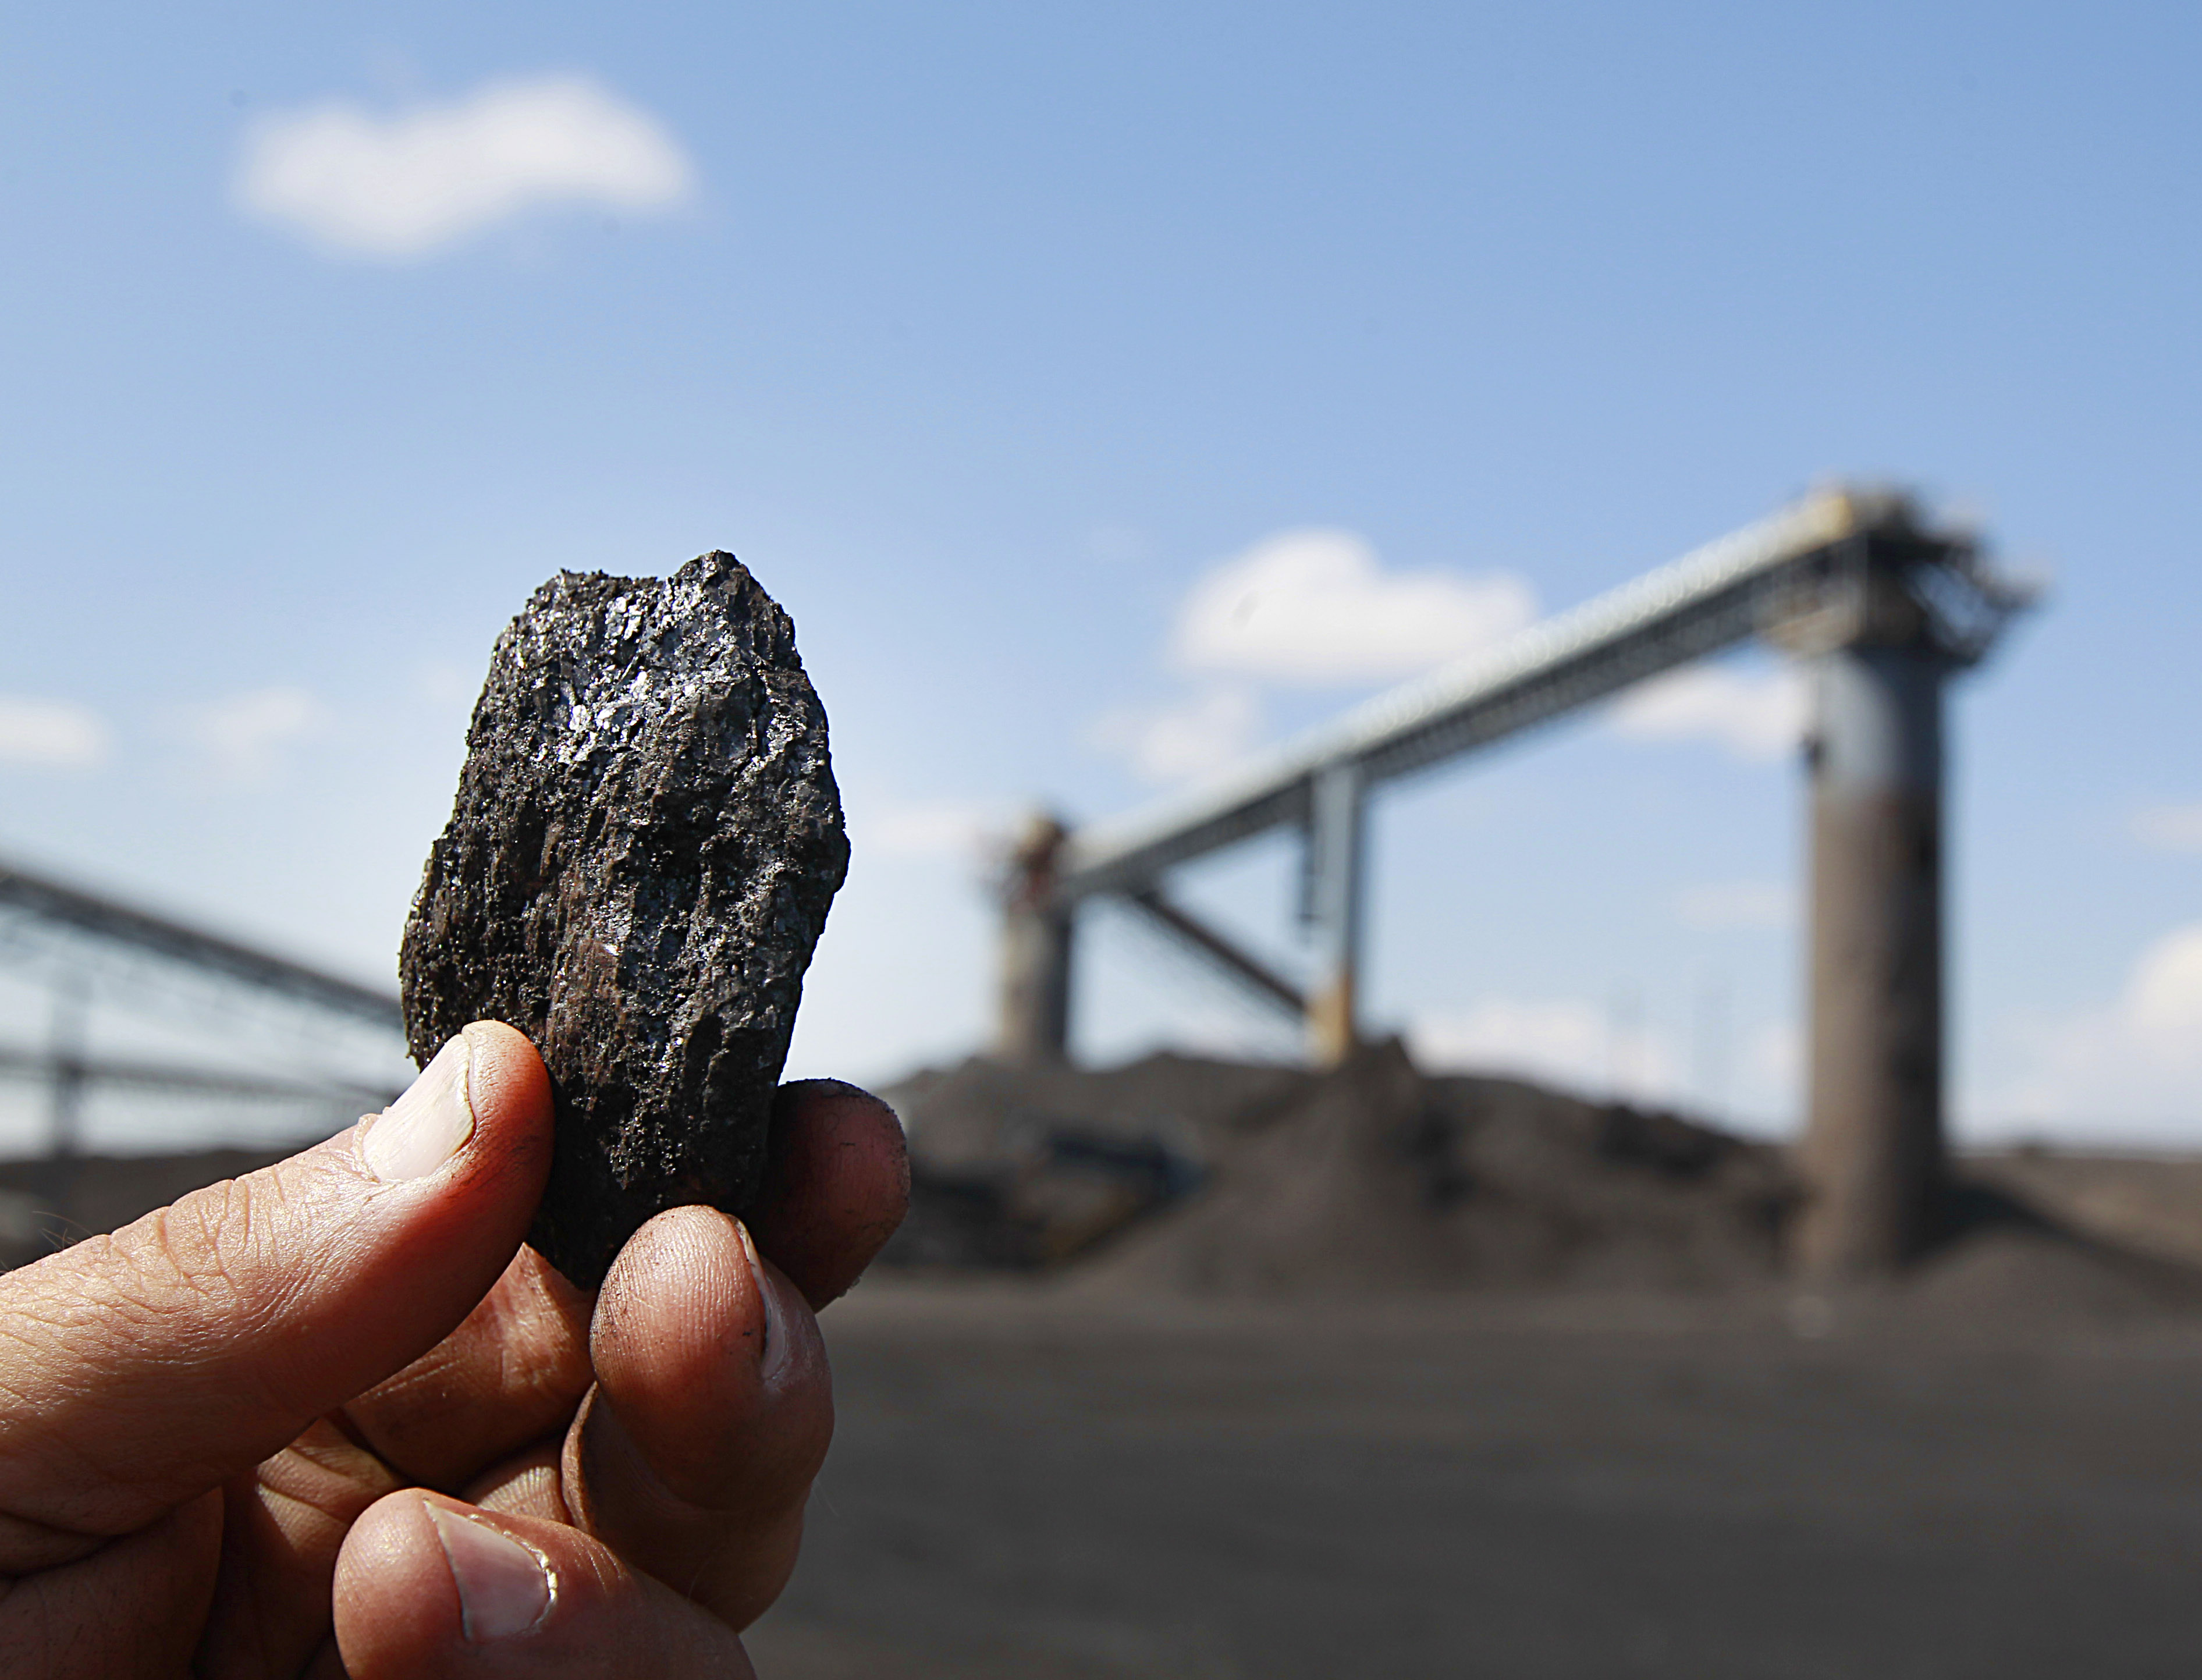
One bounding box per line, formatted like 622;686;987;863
1120;889;1306;1019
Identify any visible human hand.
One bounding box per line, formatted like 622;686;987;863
0;1021;908;1677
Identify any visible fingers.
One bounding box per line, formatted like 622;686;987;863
0;1489;222;1679
191;1254;585;1680
189;1418;404;1673
333;1491;756;1679
333;1076;903;1500
565;1206;832;1627
752;1079;909;1309
0;1022;552;1553
335;1076;905;1499
339;1244;595;1491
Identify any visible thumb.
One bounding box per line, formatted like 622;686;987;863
0;1021;552;1560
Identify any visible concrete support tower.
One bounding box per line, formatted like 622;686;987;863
1794;571;1954;1276
996;812;1074;1063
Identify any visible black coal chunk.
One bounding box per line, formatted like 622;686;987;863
400;553;848;1286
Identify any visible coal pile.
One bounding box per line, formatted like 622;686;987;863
6;1042;2197;1326
877;1052;1293;1270
880;1038;1795;1292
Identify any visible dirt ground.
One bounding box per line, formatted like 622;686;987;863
750;1273;2202;1680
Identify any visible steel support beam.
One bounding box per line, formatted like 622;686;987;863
1059;489;1897;900
1121;890;1305;1018
1055;490;2026;904
0;859;402;1030
1304;762;1366;1066
45;982;84;1160
0;1046;400;1106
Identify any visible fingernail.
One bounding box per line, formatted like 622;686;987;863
427;1505;553;1643
736;1221;791;1382
362;1032;476;1182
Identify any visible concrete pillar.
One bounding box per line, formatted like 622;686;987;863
996;812;1074;1064
1795;641;1947;1276
1305;762;1366;1068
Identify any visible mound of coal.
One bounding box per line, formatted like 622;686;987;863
885;1049;1313;1170
881;1038;1794;1292
878;1052;1304;1269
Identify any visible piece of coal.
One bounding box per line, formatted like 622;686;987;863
399;552;848;1286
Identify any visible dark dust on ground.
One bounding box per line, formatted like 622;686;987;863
743;1040;2202;1678
752;1281;2202;1680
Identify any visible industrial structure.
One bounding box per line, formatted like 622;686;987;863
997;487;2035;1274
0;860;405;1157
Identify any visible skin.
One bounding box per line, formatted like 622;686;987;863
0;1021;910;1678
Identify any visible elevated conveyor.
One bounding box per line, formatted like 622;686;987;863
1000;485;2036;1277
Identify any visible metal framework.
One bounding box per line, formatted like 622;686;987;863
997;484;2036;1274
0;1046;397;1105
0;859;406;1154
1057;488;2013;902
0;862;402;1031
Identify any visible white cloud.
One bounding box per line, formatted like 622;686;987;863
2129;930;2202;1041
235;73;695;260
1674;879;1794;932
1610;663;1806;762
1410;996;1679;1105
1986;922;2202;1139
2133;803;2202;853
1089;686;1263;784
1172;529;1537;686
0;697;109;767
183;687;325;780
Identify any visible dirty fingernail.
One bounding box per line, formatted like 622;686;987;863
361;1032;476;1182
427;1505;553;1643
736;1220;791;1381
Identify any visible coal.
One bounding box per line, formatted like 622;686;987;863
1070;1040;1795;1295
883;1041;1796;1292
400;553;848;1285
877;1042;2202;1317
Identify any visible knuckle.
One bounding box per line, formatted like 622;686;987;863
110;1184;258;1330
73;1170;322;1400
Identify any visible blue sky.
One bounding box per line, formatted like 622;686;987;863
2;2;2198;1150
